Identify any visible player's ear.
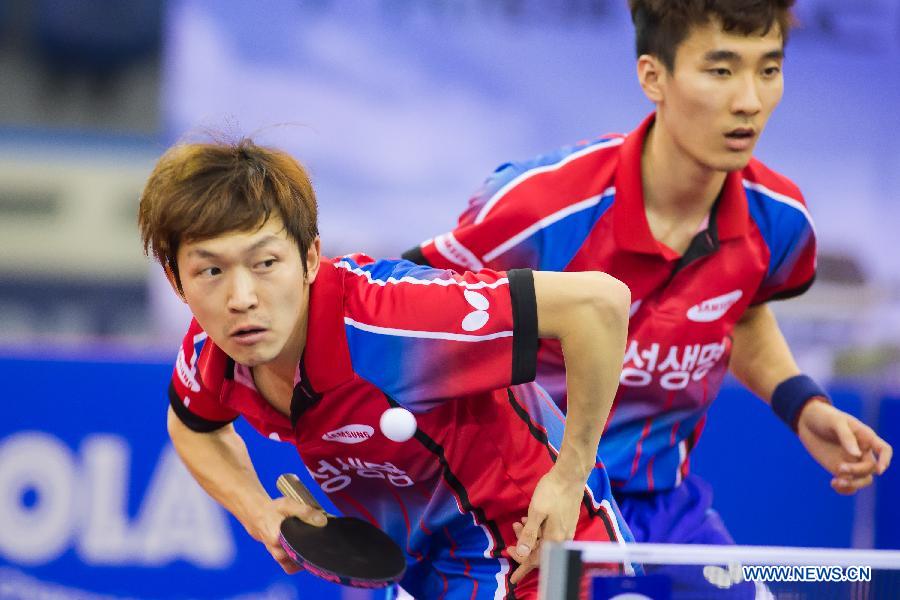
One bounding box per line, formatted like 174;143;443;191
164;262;187;303
304;237;322;284
637;54;666;104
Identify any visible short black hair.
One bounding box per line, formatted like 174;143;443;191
629;0;796;71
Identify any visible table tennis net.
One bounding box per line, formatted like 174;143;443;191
538;541;900;600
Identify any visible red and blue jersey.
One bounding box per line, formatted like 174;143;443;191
169;255;631;599
403;113;817;494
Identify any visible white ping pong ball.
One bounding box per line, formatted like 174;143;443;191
379;407;417;442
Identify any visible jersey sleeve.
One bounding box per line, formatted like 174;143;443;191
402;138;619;273
748;188;818;305
338;255;538;412
168;319;240;432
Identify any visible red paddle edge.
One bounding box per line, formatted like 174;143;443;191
278;526;405;589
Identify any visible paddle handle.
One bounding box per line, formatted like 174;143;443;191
277;473;326;512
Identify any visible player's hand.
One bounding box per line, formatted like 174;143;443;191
797;400;893;495
247;496;328;574
507;467;584;584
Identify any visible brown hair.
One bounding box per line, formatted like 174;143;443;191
629;0;796;71
139;139;319;292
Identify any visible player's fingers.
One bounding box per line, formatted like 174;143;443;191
848;473;874;491
274;497;328;527
857;429;895;476
509;541;541;585
279;558;303;574
509;561;534;585
506;544;522;563
851;422;883;451
875;440;893;475
269;544;304;574
838;453;878;478
830;477;855;495
857;475;875;491
834;419;862;459
516;511;544;560
831;473;874;494
507;537;542;563
843;469;876;490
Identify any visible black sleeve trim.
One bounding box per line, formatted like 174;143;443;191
169;382;236;433
508;268;538;385
751;272;816;306
401;245;431;266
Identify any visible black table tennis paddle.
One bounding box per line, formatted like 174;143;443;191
276;473;406;588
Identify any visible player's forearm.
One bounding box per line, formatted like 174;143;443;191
533;271;630;481
729;304;801;403
167;407;271;533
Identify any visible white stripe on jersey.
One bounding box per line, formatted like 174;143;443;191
190;331;208;367
442;477;502;564
675;440;688;487
433;232;484;271
599;499;636;576
336;261;508;289
494;559;511;600
473;137;624;225
483;186;616;261
742;180;817;236
442;481;511;599
344;317;513;342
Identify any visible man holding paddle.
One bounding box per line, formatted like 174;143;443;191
139;139;634;598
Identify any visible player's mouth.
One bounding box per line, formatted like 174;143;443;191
724;127;756;151
229;324;269;345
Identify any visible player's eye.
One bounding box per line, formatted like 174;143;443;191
198;266;222;277
708;68;732;77
255;258;277;270
761;66;781;77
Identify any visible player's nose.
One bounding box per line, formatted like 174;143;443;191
731;74;763;116
226;270;259;312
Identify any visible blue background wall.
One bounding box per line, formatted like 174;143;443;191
0;355;375;600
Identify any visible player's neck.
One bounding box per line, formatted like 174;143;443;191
641;119;726;221
254;310;309;390
249;313;307;418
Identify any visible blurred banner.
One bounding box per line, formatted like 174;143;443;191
0;354;378;600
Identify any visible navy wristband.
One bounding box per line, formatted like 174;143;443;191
771;374;830;431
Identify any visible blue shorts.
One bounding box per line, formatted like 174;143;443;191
614;473;735;545
614;474;763;599
389;555;535;600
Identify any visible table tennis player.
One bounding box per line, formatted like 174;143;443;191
138;139;634;599
402;0;893;551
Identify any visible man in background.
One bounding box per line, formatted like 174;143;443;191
403;0;891;560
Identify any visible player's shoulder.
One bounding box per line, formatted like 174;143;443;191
464;133;625;225
173;317;229;398
334;253;449;282
741;157;806;205
741;158;816;245
494;133;625;184
335;253;501;287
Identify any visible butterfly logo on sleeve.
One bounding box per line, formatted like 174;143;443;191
461;289;490;331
